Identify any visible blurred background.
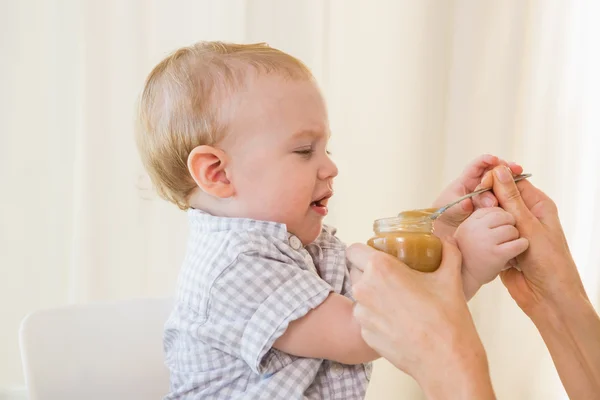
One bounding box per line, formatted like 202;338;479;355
1;0;599;399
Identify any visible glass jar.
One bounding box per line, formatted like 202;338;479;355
367;209;442;272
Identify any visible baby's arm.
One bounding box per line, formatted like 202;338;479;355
273;292;379;364
454;207;529;300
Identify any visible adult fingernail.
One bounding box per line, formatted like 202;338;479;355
494;166;512;183
481;170;493;186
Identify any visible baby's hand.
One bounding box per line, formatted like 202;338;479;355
433;154;522;238
454;207;529;300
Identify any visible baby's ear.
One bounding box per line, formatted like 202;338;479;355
187;145;234;198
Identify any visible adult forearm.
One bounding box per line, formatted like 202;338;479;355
529;292;600;399
419;342;496;400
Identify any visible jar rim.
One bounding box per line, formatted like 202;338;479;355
373;209;435;233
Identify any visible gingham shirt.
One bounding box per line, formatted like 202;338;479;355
163;210;372;399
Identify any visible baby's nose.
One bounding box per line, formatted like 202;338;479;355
319;157;338;180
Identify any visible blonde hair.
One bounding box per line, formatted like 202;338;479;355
136;41;313;209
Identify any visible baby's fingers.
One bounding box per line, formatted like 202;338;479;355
492;225;520;244
496;237;529;259
484;209;516;228
508;162;523;175
473;192;497;209
462;154;499;180
496;159;523;175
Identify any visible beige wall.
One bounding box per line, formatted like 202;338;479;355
2;1;599;398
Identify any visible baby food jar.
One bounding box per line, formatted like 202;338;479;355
367;209;443;272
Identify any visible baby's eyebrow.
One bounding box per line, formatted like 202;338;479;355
292;129;330;140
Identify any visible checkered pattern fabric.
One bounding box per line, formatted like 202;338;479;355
163;210;372;399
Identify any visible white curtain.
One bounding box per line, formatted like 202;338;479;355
2;1;599;398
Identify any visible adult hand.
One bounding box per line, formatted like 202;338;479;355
348;239;495;399
488;165;600;399
483;166;586;314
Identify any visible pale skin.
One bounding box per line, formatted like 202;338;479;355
455;207;529;299
489;166;600;399
349;240;496;399
432;154;524;238
185;70;528;365
351;165;600;399
433;154;529;300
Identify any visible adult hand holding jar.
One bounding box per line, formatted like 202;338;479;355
348;239;497;399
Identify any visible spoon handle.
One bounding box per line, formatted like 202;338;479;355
430;173;532;220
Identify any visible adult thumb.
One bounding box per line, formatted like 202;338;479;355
434;236;463;283
492;166;535;226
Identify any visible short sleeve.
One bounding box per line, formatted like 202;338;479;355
206;251;333;375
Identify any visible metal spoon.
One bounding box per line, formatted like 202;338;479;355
428;173;532;220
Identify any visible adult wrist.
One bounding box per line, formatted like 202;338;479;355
528;287;594;336
417;340;495;399
524;274;590;328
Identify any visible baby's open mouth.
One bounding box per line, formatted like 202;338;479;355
311;192;332;207
310;192;333;216
311;199;326;207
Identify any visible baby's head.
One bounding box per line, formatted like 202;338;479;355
136;41;338;244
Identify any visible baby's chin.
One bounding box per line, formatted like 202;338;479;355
294;221;324;246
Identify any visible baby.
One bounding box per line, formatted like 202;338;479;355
135;41;528;399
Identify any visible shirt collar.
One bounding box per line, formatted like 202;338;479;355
188;209;290;242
